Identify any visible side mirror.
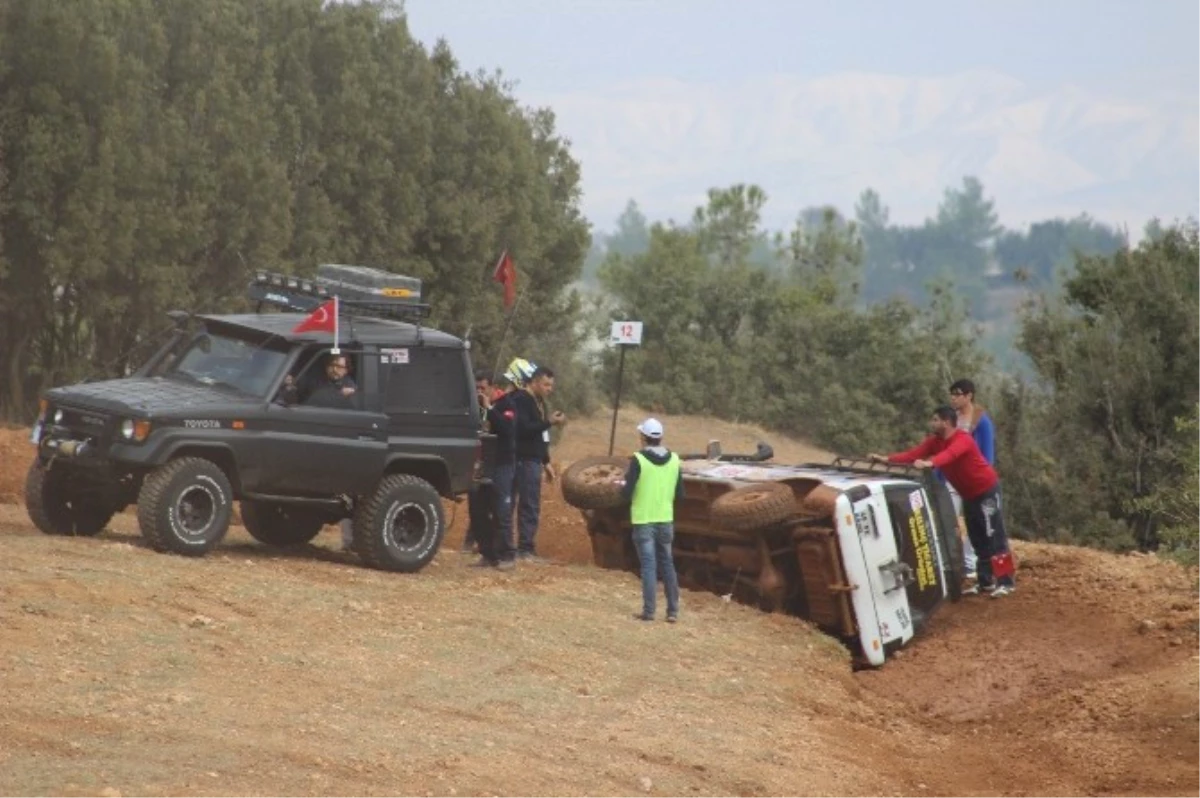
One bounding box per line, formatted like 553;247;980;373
166;310;191;329
706;440;722;459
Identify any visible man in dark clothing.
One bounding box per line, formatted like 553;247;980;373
281;353;358;409
486;358;536;570
870;405;1016;597
280;353;359;550
463;369;498;556
511;365;566;561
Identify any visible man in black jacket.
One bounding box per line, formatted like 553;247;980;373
511;365;566;561
485;358;536;570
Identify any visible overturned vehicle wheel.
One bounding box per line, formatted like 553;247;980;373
137;457;233;556
353;474;444;572
561;456;629;510
240;501;325;547
710;482;796;532
25;459;114;537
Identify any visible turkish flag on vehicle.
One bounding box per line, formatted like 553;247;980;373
292;298;338;333
492;250;516;310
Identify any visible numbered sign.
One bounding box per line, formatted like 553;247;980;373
610;321;644;346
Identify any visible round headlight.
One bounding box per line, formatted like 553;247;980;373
53;409;64;424
121;419;135;439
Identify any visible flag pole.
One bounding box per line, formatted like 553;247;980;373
491;275;529;380
331;295;340;354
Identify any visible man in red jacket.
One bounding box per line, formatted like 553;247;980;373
870;406;1016;597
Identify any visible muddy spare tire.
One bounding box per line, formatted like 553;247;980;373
711;482;796;532
561;456;629;509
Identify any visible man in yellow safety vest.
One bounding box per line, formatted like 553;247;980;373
618;418;684;622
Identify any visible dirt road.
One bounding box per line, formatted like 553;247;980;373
1;417;1196;796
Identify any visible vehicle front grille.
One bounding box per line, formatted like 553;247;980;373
49;406;114;449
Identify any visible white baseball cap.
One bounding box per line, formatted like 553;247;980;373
637;417;664;439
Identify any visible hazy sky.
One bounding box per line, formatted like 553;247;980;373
403;0;1199;234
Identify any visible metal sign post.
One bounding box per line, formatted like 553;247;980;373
607;321;643;456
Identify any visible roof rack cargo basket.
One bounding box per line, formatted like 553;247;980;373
826;456;922;478
247;266;431;324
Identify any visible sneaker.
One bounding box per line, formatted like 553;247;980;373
495;559;516;572
991;584;1015;598
518;552;547;564
964;583;995;596
666;615;678;624
632;613;654;622
470;557;497;568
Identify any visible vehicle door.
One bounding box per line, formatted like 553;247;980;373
260;346;388;495
378;344;478;495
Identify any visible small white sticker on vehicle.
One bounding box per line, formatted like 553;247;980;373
908;489;925;512
380;347;409;365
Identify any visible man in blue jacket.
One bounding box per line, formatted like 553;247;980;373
947;378;996;578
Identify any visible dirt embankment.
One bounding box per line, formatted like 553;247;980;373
1;417;1196;796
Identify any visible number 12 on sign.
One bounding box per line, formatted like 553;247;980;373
610;321;643;346
608;321;643;455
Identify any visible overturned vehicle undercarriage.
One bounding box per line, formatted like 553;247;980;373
561;443;965;667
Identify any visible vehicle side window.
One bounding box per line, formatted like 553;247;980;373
283;347;365;411
382;347;470;415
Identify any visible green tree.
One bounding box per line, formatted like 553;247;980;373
0;0;589;420
598;186;990;455
1127;406;1199;565
997;222;1200;550
993;215;1126;287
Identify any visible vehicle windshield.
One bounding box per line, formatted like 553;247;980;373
151;329;288;398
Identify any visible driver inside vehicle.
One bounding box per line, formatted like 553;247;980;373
281;353;359;409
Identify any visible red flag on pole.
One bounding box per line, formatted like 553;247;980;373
293;298;337;334
492;250;516;310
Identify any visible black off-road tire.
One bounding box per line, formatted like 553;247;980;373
24;459;114;537
711;482;796;532
352;474;444;572
136;457;233;556
240;501;325;547
561;456;629;510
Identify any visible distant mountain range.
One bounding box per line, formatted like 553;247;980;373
531;69;1198;234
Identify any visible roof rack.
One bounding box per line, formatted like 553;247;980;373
247;266;432;325
824;456;924;478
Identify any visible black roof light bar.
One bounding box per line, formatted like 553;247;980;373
248;264;432;324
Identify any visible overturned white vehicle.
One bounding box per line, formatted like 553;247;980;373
562;446;965;667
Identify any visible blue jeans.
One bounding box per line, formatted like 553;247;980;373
515;459;543;555
632;523;680;618
492;461;517;562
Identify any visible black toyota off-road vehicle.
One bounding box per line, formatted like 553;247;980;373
25;264;488;572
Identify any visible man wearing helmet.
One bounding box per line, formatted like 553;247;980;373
481;358;537;570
